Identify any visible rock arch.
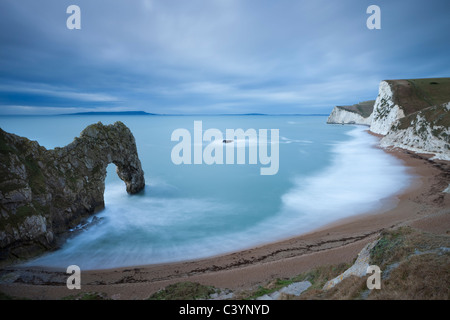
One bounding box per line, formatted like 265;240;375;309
0;121;145;262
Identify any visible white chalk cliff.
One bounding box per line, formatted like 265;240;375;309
327;101;374;126
370;81;406;135
380;103;450;160
327;107;373;126
328;78;450;160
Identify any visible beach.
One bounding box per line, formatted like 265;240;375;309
1;137;448;300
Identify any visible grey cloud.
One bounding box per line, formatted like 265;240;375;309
0;0;449;115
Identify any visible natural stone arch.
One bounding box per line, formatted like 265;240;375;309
0;121;145;262
70;121;145;194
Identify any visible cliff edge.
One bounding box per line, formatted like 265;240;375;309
328;78;450;160
381;102;450;160
0;121;145;263
370;79;450;135
327;100;374;125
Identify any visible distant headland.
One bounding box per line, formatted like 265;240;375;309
63;111;157;116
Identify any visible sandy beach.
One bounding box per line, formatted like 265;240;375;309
1;139;449;300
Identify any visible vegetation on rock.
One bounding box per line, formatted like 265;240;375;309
0;122;145;264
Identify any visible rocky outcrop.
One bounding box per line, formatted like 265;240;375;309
370;81;406;135
327;100;374;125
0;121;145;263
256;281;312;300
370;79;450;135
328;78;450;160
323;239;379;290
380;103;450;160
369;78;450;159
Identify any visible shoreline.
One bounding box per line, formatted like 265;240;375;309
1;140;449;300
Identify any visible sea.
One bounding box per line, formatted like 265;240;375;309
0;115;412;270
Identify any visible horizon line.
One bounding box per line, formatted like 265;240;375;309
0;111;330;117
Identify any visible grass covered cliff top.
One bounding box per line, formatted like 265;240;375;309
386;78;450;116
335;100;375;118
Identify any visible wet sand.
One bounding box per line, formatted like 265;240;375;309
1;144;449;300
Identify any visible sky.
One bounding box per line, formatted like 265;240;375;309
0;0;449;115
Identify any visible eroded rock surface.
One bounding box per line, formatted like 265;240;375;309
0;121;145;263
328;78;450;160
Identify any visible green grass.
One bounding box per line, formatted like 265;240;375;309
148;282;216;300
408;78;450;107
291;263;351;290
298;226;450;299
395;103;450;142
244;278;294;300
337;100;375;118
370;227;411;268
0;291;28;300
237;262;351;300
368;227;450;300
62;292;110;300
386;78;450;116
369;252;450;300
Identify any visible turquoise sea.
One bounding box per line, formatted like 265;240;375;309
0;115;411;269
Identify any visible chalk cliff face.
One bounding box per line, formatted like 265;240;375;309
380;103;450;160
0;121;145;263
369;79;450;135
370;81;406;135
327;101;374;126
369;78;450;159
329;78;450;160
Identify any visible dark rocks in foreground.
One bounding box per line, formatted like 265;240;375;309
0;121;145;264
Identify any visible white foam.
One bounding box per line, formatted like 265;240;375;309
250;126;411;238
25;179;240;269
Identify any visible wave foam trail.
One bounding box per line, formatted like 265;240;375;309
23;126;412;270
25;180;241;269
268;126;411;237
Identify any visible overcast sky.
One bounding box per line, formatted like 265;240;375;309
0;0;449;115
